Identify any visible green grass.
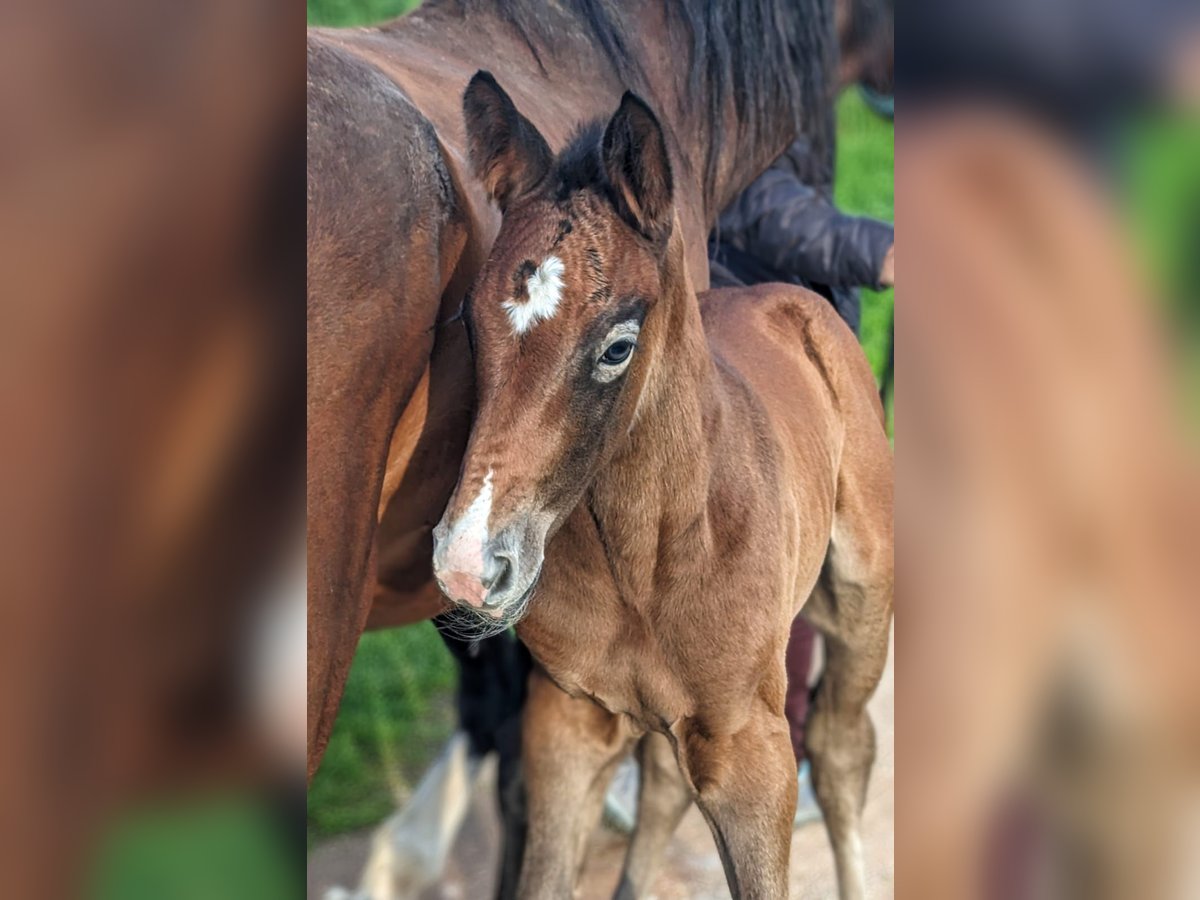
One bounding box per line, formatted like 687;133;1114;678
307;622;457;841
306;2;895;842
834;90;896;426
1125;115;1200;422
92;797;300;900
308;0;416;26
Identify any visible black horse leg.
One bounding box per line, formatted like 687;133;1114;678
434;621;531;900
493;682;528;900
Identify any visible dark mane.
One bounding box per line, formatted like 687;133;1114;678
553;120;607;199
423;0;834;209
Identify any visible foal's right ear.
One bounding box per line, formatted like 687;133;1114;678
463;71;552;212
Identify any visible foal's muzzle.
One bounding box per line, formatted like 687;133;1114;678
431;513;547;619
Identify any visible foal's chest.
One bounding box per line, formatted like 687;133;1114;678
518;604;697;731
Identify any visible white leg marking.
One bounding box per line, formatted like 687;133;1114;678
326;733;489;900
844;829;867;898
502;256;564;334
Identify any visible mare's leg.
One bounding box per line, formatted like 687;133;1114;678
677;706;797;899
519;667;630;899
801;464;893;900
613;732;693;899
307;37;468;779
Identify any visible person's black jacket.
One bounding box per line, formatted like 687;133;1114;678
708;138;893;334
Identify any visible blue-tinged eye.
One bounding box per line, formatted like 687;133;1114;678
600;339;635;366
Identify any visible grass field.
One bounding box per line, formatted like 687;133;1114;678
308;622;457;840
305;0;896;843
308;0;416;26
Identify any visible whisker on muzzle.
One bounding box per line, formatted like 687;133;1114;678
434;582;539;643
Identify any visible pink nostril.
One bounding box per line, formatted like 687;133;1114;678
441;570;488;608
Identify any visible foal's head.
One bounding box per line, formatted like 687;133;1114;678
432;71;677;629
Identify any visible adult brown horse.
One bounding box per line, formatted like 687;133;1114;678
432;78;893;898
307;0;834;777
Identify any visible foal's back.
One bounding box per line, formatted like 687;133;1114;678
701;282;886;477
701;282;890;612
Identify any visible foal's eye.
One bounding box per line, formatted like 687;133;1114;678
600;340;635;366
593;319;640;383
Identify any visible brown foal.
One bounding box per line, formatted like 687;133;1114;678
431;74;893;899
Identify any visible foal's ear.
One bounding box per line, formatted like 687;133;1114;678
601;92;674;245
463;71;552;211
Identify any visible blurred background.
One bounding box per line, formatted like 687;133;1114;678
899;0;1200;897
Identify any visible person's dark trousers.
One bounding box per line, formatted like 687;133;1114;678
784;614;818;763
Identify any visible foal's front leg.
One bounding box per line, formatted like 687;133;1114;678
614;731;693;899
679;709;796;899
519;667;630;899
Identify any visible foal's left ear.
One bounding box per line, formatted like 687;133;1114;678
463;70;553;211
601;92;674;245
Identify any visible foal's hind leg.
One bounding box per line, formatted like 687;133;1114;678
803;622;888;900
518;667;631;898
613;731;692;899
802;480;893;899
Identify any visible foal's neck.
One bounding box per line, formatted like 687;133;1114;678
587;236;726;596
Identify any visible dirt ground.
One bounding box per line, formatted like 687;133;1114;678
308;633;893;898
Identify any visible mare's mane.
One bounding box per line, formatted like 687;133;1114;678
409;0;834;208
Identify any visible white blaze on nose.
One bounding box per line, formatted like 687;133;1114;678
447;468;494;558
440;467;495;603
502;256;564;335
438;468;495;607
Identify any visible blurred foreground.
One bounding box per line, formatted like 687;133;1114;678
0;0;303;896
899;0;1200;896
